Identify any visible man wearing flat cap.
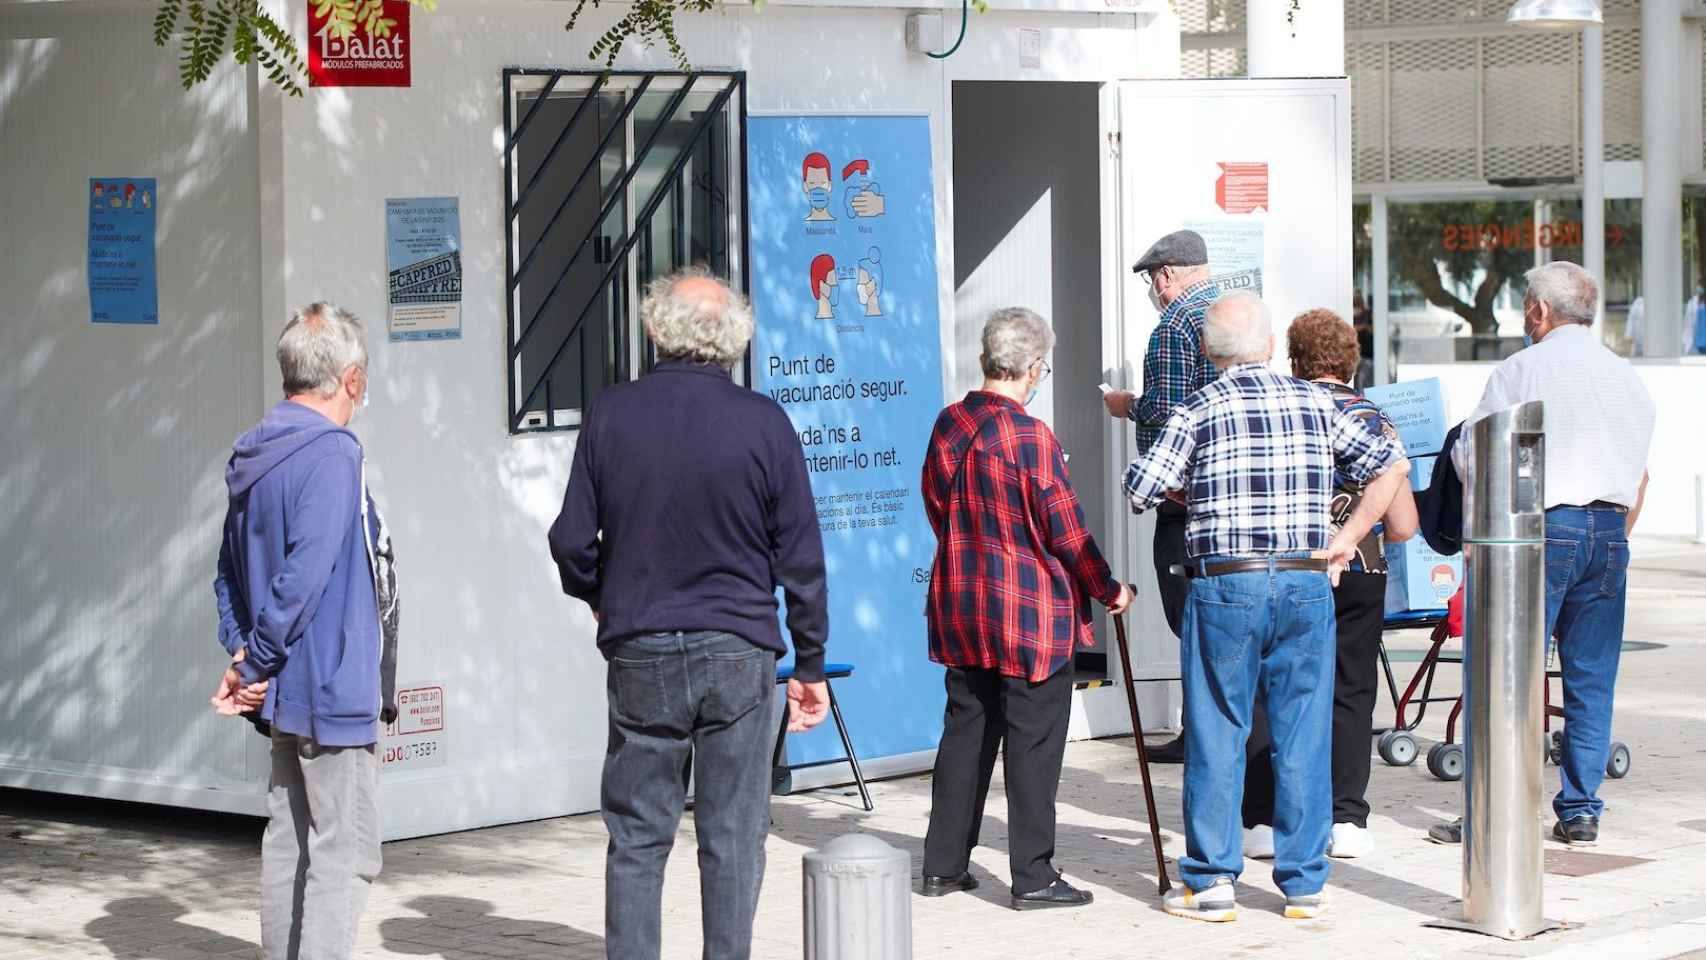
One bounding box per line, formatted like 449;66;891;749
1103;228;1221;763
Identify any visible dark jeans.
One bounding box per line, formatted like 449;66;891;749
1153;501;1190;638
602;631;776;960
1544;505;1630;822
1243;571;1387;829
923;664;1074;894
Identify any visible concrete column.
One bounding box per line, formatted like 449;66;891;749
1373;194;1391;382
1642;0;1685;357
1583;24;1606;323
1247;0;1345;78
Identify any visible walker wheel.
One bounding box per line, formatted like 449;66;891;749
1427;742;1465;782
1378;730;1419;767
1606;741;1632;779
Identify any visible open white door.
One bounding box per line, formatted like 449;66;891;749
1102;77;1354;734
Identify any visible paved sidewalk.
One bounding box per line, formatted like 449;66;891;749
4;537;1705;960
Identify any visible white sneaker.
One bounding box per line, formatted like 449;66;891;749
1243;825;1275;860
1328;822;1375;859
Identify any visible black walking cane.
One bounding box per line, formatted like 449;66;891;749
1112;601;1173;896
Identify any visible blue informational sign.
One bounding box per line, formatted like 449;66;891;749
87;178;159;325
1364;377;1449;458
1363;377;1461;613
386;197;462;342
749;115;946;765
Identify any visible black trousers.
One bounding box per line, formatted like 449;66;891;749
923;664;1074;894
1152;501;1190;638
1243;571;1388;829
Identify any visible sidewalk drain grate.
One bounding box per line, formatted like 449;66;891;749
1544;849;1653;877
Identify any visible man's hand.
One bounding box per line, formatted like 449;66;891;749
786;679;830;732
1322;537;1357;588
211;648;268;716
1107;582;1135;618
1103;389;1136;419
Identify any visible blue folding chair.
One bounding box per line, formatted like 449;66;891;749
770;662;873;812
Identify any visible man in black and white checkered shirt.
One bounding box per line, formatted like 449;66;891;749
1121;292;1410;924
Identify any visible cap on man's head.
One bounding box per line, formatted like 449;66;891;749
1132;229;1209;274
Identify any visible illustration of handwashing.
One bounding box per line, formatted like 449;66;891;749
841;159;885;219
803;152;835;222
810;253;839;319
855;247;883;317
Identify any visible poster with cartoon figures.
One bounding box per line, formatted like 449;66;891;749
749;114;945;766
87;178;159;325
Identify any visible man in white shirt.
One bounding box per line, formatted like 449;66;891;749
1451;261;1654;846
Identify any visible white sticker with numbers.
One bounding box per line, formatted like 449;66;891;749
381;684;446;771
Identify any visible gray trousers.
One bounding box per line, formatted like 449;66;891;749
261;732;382;960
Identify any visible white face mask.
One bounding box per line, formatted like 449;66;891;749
1148;285;1165;313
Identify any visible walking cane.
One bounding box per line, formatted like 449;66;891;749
1112;602;1173;896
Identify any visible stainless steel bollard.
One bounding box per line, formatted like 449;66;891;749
802;834;911;960
1452;400;1556;940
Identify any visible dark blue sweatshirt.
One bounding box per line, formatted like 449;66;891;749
548;361;829;681
215;400;382;747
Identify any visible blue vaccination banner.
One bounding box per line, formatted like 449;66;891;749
87;178;159;325
748;115;946;766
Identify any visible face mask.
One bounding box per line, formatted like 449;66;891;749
1148;285;1165;313
857;280;870;306
824;281;839;308
808;187;830;210
1522;334;1533;349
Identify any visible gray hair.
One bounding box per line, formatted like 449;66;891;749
1524;261;1598;325
1203;292;1273;363
980;307;1055;379
278;302;367;397
641;267;753;368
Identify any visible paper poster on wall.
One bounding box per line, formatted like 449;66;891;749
1215;161;1269;214
309;0;411;87
87;178;159;325
1184;218;1264;296
749;114;946;766
386;197;462;342
381;684;446;771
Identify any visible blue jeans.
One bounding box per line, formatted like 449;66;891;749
1179;555;1335;897
1544;506;1631;823
602;631;776;960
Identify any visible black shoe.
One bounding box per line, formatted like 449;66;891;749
1010;877;1094;911
1426;818;1462;844
1147;734;1186;765
1553;816;1599;845
920;872;979;897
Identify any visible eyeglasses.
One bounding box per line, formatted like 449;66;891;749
1033;359;1052;382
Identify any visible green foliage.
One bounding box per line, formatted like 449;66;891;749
155;0;310;96
566;0;719;69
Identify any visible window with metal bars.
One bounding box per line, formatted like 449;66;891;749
502;69;748;434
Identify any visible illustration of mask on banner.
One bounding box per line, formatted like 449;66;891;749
856;247;883;317
803;152;835;222
811;253;839;318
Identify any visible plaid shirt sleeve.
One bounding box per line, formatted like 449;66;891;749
1031;442;1121;606
1133;320;1199;431
1329;405;1405;485
1123;406;1197;511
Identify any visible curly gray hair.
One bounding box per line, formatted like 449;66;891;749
641;267;753;368
1524;261;1598;325
980;307;1055;379
278;302;367;397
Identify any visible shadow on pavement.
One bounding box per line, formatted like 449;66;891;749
379;895;603;957
86;896;258;958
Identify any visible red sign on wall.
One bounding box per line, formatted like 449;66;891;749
308;0;411;88
1215;162;1269;214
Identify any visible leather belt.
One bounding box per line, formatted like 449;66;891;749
1189;557;1330;579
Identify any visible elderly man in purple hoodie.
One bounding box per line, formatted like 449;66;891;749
212;302;395;960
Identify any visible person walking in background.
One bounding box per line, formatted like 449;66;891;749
211;303;393;960
1102;229;1222;764
1240;310;1418;864
921;307;1134;911
1448;261;1654;847
1685;283;1705;355
1124;293;1410;923
548;269;832;960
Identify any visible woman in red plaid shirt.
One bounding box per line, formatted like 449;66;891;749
919;306;1134;911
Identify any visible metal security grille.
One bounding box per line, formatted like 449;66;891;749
1604;28;1642;163
1349;41;1389;183
1388;37;1480;182
501;70;748;434
1482;30;1577;180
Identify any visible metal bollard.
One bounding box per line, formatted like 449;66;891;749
802;834;911;960
1446;401;1557;940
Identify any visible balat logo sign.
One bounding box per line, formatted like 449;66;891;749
308;0;411;88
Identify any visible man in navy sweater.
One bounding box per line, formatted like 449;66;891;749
549;269;832;960
212;303;385;959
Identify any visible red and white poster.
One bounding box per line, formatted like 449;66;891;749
381;684;445;770
1214;161;1269;214
308;0;411;88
